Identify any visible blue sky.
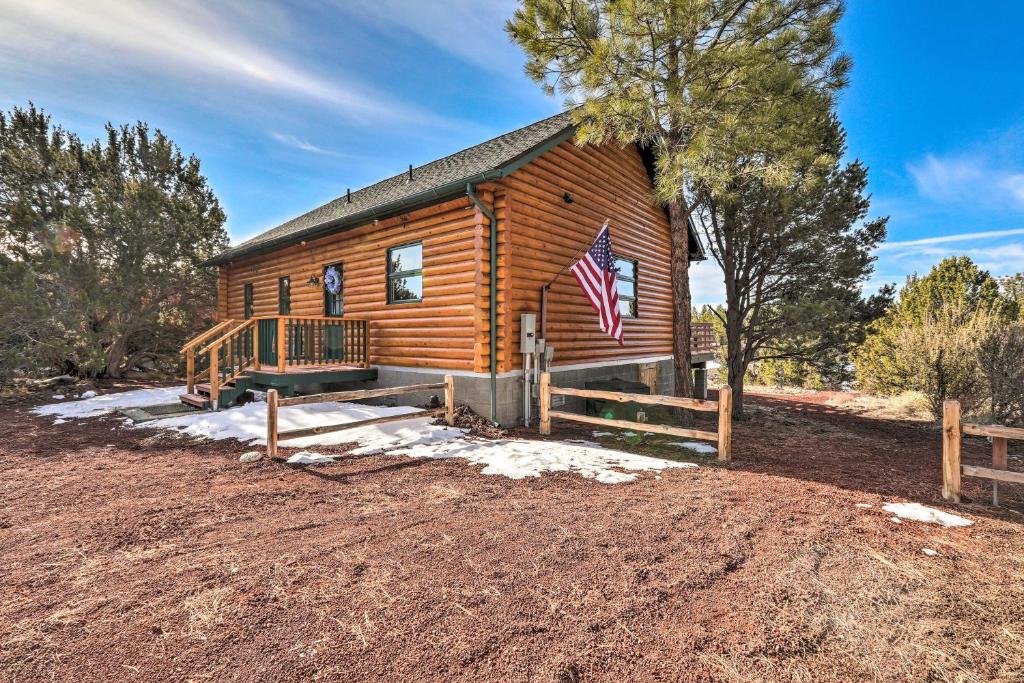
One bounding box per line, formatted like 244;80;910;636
1;1;1022;305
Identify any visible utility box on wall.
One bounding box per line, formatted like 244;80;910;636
520;313;536;354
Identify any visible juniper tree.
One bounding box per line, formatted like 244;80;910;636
695;115;889;417
0;104;227;380
507;0;850;397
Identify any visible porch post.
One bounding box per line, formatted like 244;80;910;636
277;317;286;373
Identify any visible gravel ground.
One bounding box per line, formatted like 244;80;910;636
1;387;1022;682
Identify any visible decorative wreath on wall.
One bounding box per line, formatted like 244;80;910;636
323;266;342;295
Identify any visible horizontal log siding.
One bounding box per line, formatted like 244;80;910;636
501;141;673;370
219;197;479;370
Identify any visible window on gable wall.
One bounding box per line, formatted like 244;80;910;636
614;257;638;318
387;241;423;304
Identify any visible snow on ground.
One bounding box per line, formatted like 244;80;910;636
882;502;974;528
353;438;696;484
285;451;338;466
33;386;188;420
31;389;691;483
143;400;465;451
669;441;717;455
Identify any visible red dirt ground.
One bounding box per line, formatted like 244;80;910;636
1;387;1022;682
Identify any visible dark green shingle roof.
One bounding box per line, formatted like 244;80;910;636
208;110;577;265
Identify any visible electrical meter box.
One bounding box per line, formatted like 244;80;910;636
520;313;537;353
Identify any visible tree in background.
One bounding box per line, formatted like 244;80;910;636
855;257;1005;397
0;104;227;381
695;115;889;417
855;257;1022;421
507;0;850;399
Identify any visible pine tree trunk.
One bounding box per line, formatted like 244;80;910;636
668;200;694;399
725;304;746;420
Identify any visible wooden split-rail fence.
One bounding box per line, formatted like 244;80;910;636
538;372;733;461
266;376;455;459
942;399;1024;505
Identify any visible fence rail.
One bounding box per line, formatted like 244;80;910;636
266;376;455;458
538;372;733;461
942;399;1020;505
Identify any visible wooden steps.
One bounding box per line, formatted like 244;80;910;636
179;393;211;409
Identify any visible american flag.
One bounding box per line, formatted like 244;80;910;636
570;222;623;345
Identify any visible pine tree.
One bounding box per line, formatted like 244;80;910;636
507;0;850;398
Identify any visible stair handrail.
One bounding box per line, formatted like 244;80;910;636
180;319;235;354
196;318;254;357
205;318;259;409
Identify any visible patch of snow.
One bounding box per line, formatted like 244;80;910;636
592;431;615;438
33;386;187;420
855;503;872;509
79;390;97;399
33;389;694;485
706;360;721;370
922;548;939;557
239;451;262;463
143;400;465;451
564;439;605;448
52;418;66;425
389;438;696;484
285;451;338;466
669;441;717;455
621;431;637;437
890;517;902;524
51;394;65;400
882;502;974;528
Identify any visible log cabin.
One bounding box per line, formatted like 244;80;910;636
182;110;717;424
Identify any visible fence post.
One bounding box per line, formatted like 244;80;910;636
539;372;551;435
717;385;733;462
993;436;1008;506
942;400;962;502
444;374;455;426
267;389;279;459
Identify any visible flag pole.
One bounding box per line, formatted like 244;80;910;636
540;219;609;340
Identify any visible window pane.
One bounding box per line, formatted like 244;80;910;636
389;243;422;274
616;277;636;299
618;298;637;318
390;274;422;302
279;277;290;314
614;258;635;279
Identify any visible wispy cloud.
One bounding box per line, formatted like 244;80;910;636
0;0;425;123
338;0;521;73
907;129;1024;211
270;132;329;154
878;227;1024;250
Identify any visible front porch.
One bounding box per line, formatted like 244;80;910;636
180;316;372;409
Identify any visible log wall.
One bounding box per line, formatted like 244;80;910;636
499;140;673;371
219;197;481;371
217;142;674;374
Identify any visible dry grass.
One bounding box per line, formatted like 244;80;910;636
828;390;933;422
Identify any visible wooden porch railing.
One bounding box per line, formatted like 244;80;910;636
182;316;370;408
